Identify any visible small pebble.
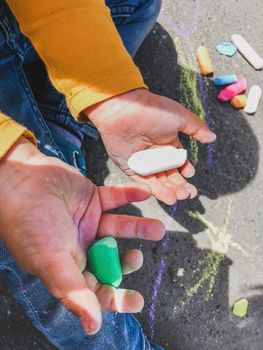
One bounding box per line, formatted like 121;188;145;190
177;268;185;277
233;298;249;317
230;94;247;109
218;77;247;102
216;42;237;57
214;74;238;86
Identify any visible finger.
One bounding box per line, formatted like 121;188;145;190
155;171;189;200
120;249;143;275
150;170;194;201
178;159;195;178
99;183;152;212
38;253;102;335
171;141;195;178
177;104;216;143
166;169;198;199
96;286;144;313
130;173;177;205
98;214;165;241
84;271;144;313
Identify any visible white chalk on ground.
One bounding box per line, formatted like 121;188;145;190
244;85;262;114
177;268;185;277
127;146;187;176
231;34;263;70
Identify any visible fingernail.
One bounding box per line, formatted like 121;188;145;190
122;264;134;275
209;132;217;142
82;318;97;336
89;324;97;336
125;289;137;294
85;323;97;336
186;184;198;199
187;168;195;178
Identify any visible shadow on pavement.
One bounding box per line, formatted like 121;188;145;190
85;23;261;350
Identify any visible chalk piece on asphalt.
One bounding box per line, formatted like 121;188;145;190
244;85;262;114
214;74;238;86
87;237;122;287
217;77;247;102
231;34;263;70
216;42;237;57
177;268;185;277
230;94;247;109
195;46;214;75
233;298;249;318
127;146;187;176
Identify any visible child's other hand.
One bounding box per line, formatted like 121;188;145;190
0;137;165;335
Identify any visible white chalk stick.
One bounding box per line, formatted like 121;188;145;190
244;85;262;114
231;34;263;70
127;146;187;176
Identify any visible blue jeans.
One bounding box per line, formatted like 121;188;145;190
0;1;164;349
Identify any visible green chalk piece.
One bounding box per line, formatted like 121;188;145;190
232;298;249;317
87;237;122;287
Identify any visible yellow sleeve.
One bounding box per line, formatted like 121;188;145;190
0;113;36;159
6;0;147;118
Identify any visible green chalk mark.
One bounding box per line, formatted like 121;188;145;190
233;298;249;317
188;199;248;256
87;237;122;287
187;251;224;300
174;199;249;315
174;38;206;165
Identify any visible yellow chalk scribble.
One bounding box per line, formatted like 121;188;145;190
174;199;248;314
174;37;206;165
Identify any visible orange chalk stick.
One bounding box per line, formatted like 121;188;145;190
196;46;214;75
230;94;247;109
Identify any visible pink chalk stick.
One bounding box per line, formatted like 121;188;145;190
217;77;247;102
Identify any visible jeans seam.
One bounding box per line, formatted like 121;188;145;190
0;265;42;328
14;62;67;161
0;20;23;60
110;5;135;15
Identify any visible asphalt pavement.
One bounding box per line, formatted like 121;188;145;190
0;1;263;349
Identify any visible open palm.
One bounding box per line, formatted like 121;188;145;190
86;89;216;205
0;138;164;335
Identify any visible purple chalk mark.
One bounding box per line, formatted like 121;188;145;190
149;204;177;340
150;1;216;340
161;0;201;40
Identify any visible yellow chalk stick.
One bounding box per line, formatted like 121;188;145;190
230;94;247;109
196;46;214;75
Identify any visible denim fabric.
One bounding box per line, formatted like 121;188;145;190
0;0;164;349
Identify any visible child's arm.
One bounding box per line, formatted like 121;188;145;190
6;0;146;117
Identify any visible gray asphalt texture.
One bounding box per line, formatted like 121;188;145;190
1;0;263;349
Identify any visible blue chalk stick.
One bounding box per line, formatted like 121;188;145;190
214;74;238;86
216;42;237;57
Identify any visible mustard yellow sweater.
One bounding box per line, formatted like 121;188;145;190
0;0;145;158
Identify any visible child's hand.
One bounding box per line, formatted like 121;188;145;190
0;137;164;335
86;88;216;205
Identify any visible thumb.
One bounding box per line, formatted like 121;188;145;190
177;103;216;143
37;253;102;335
